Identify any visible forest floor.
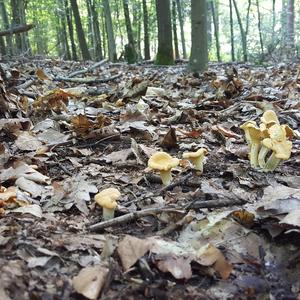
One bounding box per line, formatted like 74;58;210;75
0;58;300;300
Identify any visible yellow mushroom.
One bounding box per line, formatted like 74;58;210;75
182;148;208;173
258;124;294;171
240;121;262;168
95;188;121;220
148;152;179;185
260;110;280;126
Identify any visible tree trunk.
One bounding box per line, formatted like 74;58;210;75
172;0;179;59
142;0;150;60
155;0;174;65
70;0;91;60
102;0;117;62
132;1;142;60
0;0;13;56
256;0;264;56
189;0;208;72
272;0;276;44
210;1;221;61
286;0;294;58
232;0;247;61
122;0;137;63
229;0;235;61
176;0;187;58
65;0;78;60
87;0;103;60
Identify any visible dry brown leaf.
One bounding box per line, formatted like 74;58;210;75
72;265;109;300
117;235;152;271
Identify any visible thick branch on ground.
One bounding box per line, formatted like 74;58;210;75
89;207;183;231
68;59;108;78
53;73;122;83
0;24;35;37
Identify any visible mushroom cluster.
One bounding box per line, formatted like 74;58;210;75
148;148;208;185
240;110;294;172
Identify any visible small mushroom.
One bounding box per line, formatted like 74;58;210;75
260;110;280;126
148;152;179;185
240;121;262;168
258;124;294;171
182;148;208;173
95;188;121;220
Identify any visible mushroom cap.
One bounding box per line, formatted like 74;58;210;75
262;138;292;160
183;148;208;159
95;188;121;209
148;152;179;171
241;121;262;143
260;110;279;126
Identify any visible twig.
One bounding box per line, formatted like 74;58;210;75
53;73;122;83
68;59;108;78
89;207;182;231
187;197;245;210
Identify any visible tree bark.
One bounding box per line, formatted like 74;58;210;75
210;1;221;61
0;0;13;56
65;0;78;60
123;0;137;63
229;0;235;61
155;0;174;65
189;0;208;72
232;0;247;61
142;0;150;60
70;0;91;60
176;0;187;58
102;0;117;62
256;0;264;56
286;0;294;58
172;0;179;59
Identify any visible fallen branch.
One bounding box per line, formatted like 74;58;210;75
53;73;122;83
89;207;182;231
0;24;34;37
188;197;245;209
68;59;108;78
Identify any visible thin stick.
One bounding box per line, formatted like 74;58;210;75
53;73;122;83
89;207;182;231
68;59;108;78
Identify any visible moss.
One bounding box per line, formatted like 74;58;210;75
155;49;174;65
124;44;137;64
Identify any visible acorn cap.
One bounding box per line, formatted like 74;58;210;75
95;188;121;209
148;152;179;171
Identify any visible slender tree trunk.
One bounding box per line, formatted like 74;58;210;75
176;0;187;58
232;0;247;61
155;0;174;65
189;0;208;72
102;0;117;62
172;0;179;59
142;0;150;60
256;0;264;56
286;0;294;58
229;0;235;61
70;0;91;60
132;0;142;60
210;1;221;61
65;0;77;60
0;0;13;56
122;0;137;63
245;0;251;38
272;0;276;44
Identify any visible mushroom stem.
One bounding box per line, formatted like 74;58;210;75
190;157;204;173
102;207;115;220
159;170;172;185
249;143;260;168
258;145;270;169
263;152;281;172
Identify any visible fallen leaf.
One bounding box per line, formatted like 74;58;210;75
117;235;152;271
72;265;109;300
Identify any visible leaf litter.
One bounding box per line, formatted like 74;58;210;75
0;60;300;299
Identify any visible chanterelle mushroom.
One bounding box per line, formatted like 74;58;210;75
240;121;262;168
148;152;179;185
258;124;294;171
95;188;121;220
183;148;208;173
